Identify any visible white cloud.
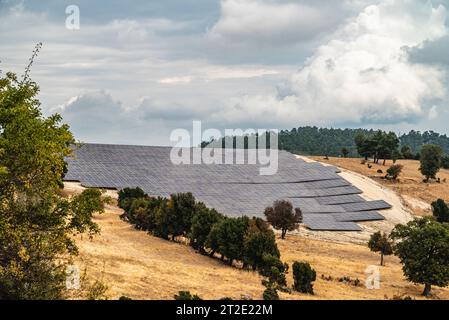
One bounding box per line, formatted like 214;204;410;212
158;76;193;84
214;0;448;127
209;0;343;44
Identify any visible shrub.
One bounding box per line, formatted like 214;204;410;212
262;282;279;300
259;254;288;287
431;199;449;223
174;291;202;300
386;164;403;180
292;261;316;294
264;200;302;239
86;280;109;300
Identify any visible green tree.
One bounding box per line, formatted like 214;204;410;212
391;217;449;296
368;232;393;266
292;261;316;294
419;144;443;181
441;155;449;169
262;281;279;300
0;63;107;299
210;217;249;266
189;203;223;253
118;187;147;213
431;199;449;223
243;218;280;270
401;145;414;159
167;192;197;240
264;200;302;239
259;254;288;287
341;147;349;158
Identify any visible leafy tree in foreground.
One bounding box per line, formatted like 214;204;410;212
390;217;449;296
368;232;393;266
0;61;107;299
264;200;302;239
419;144;443;182
292;261;316;294
431;199;449;223
341;147;349;158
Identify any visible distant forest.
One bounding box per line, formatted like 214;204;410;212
278;127;449;157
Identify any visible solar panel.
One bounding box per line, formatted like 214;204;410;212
64;144;391;231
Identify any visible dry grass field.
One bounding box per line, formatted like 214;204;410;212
71;197;449;300
67;158;449;300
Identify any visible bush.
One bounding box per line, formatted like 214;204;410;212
259;254;288;286
262;282;279;300
86;280;109;300
431;199;449;223
174;291;202;300
386;164;403;180
292;261;316;294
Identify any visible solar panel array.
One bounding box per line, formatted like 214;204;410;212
64;144;391;231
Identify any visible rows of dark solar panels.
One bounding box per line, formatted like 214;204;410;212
64;144;392;231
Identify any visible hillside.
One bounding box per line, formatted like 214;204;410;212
311;157;449;217
65;156;449;300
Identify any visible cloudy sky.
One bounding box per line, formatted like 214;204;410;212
1;0;449;146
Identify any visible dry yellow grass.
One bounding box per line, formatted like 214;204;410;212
68;157;449;300
73;202;449;300
310;157;449;216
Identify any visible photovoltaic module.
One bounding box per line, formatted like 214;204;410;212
64;144;392;231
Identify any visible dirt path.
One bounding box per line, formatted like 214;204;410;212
293;156;414;244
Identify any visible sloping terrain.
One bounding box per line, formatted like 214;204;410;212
311;157;449;217
65;166;449;300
